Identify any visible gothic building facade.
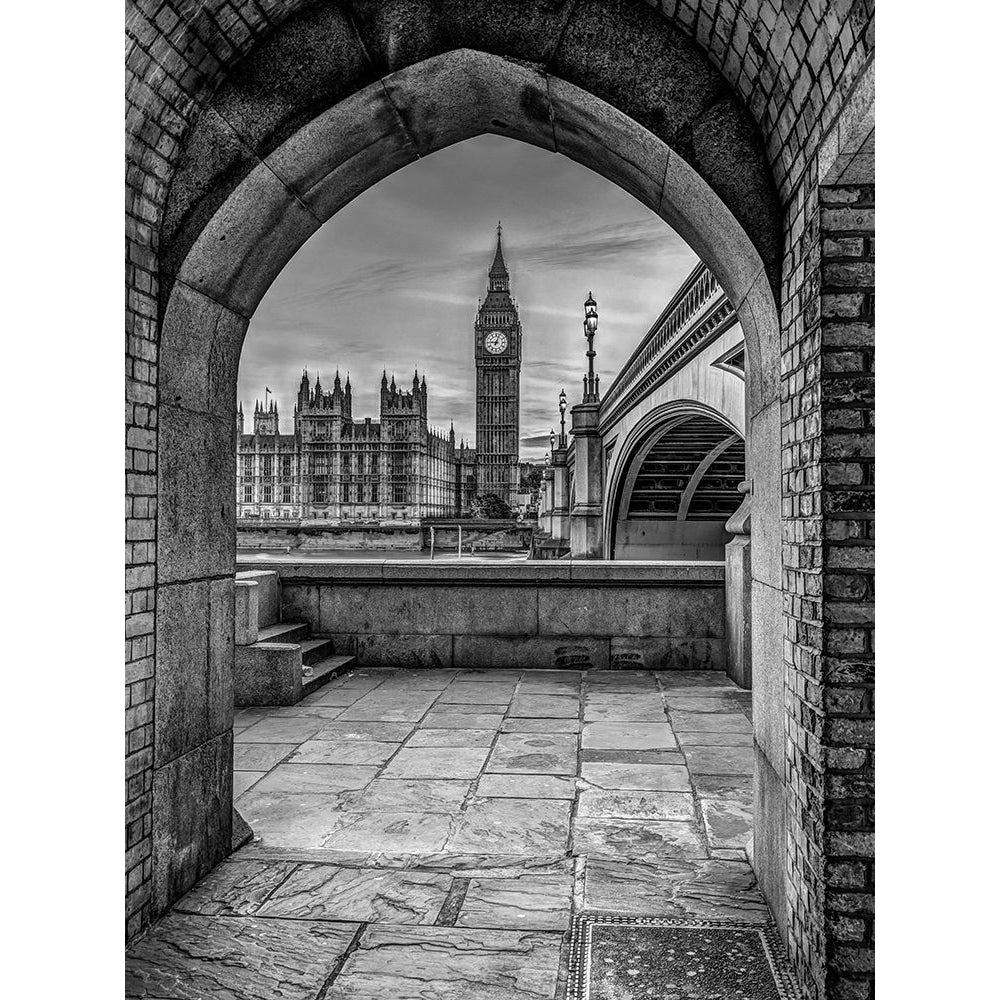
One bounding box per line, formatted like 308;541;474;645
236;226;522;522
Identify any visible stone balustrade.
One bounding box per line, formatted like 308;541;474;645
238;559;726;673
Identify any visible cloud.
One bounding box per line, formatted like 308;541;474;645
521;433;557;447
239;134;701;445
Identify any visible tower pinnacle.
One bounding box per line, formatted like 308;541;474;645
489;221;507;278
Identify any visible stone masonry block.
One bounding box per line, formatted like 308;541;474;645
538;585;725;638
152;731;233;918
157;404;235;586
155;581;210;766
234;643;302;707
236;571;280;628
317;583;536;636
234;580;259;645
609;636;725;671
455;634;609;671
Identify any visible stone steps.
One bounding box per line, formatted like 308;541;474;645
302;654;357;697
300;636;334;666
258;621;310;644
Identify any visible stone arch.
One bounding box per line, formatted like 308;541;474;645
153;38;786;920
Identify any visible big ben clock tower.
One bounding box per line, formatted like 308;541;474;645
474;223;522;506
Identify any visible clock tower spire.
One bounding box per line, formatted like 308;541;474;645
474;221;522;507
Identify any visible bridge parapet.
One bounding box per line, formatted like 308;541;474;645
599;262;737;433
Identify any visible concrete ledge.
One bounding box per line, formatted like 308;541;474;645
236;559;724;587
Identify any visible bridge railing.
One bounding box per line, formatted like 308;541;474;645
599;261;736;431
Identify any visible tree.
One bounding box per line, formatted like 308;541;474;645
520;464;544;491
471;492;512;520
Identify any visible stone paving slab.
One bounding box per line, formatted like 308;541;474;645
476;773;578;799
324;925;563;999
235;791;366;850
257;863;452;923
290;739;399;765
509;693;580;718
580;748;686;765
670;711;753;733
583;694;667;722
320;810;454;852
700;795;754;849
572;816;708;860
664;696;746;712
447;797;571;854
581;762;691;791
440;682;518;703
486;732;578;774
422;711;504;729
422;701;510;714
583;857;771;923
235;716;329;743
676;730;754;747
233;743;298;770
341;778;473;813
501;717;581;733
382;746;491;779
691;772;753;794
299;687;367;707
250;763;379;795
173;860;298;916
683;745;755;776
234;770;266;798
576;789;697;822
267;705;348;718
337;691;440;721
457;872;574;930
658;671;734;688
582;721;677;750
126;913;360;1000
314;720;415;742
405;727;496;747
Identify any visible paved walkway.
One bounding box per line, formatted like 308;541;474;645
126;668;767;999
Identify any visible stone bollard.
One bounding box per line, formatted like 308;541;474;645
724;481;752;689
234;579;259;646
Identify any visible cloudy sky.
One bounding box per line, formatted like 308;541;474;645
238;134;698;459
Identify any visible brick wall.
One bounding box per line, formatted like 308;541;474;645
817;183;874;998
779;171;874;999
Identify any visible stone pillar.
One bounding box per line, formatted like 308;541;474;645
724;482;752;689
569;402;604;558
550;446;570;544
538;466;554;535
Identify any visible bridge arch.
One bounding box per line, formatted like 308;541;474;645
603;400;744;560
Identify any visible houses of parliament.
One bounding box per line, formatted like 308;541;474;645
236;226;523;522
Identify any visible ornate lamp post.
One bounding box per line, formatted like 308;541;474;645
582;292;600;403
558;389;567;447
549;428;556;462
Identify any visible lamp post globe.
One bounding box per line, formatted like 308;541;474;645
584;292;598;335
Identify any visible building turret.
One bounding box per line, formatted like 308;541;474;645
254;395;279;436
238;402;244;435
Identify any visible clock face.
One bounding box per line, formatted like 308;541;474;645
485;330;508;354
